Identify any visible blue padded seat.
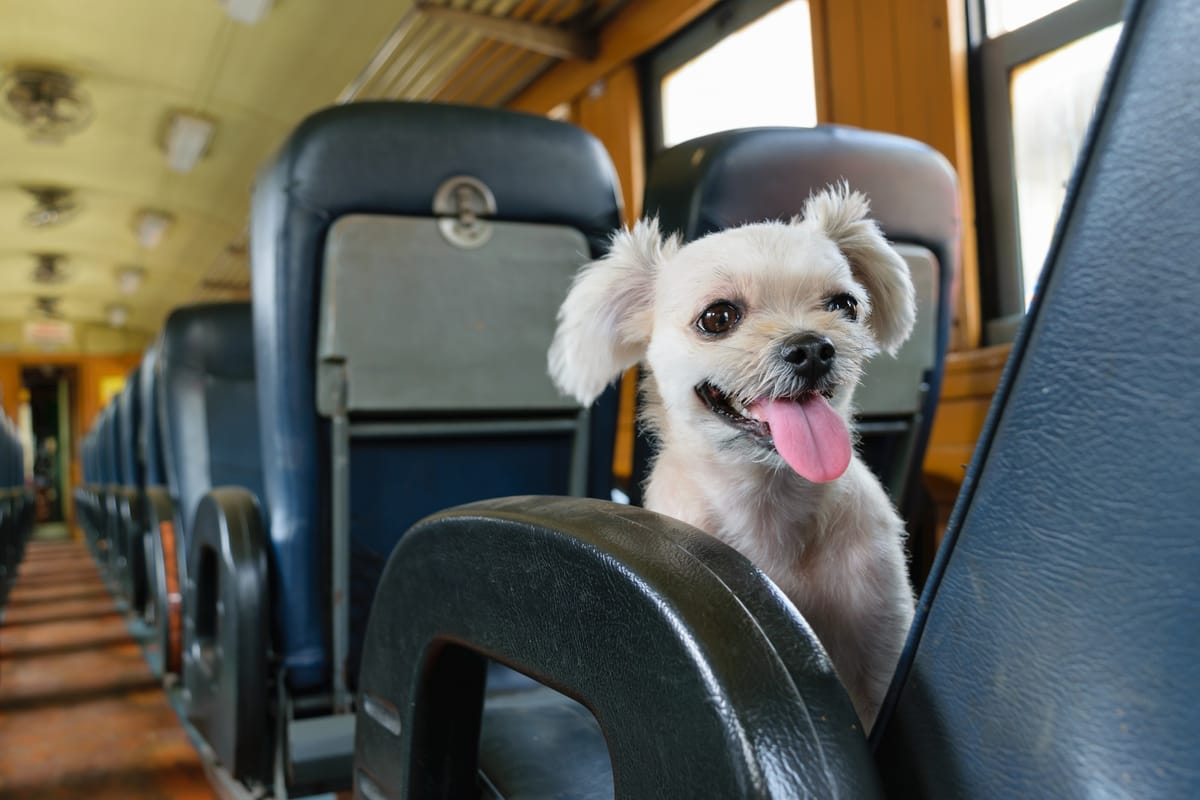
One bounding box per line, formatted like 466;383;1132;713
118;365;142;492
636;126;959;521
159;303;265;552
99;403;120;564
110;365;143;596
251;101;624;693
138;343;167;488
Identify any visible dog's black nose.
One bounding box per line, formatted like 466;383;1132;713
780;334;836;381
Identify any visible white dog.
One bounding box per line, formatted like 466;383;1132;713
548;184;916;731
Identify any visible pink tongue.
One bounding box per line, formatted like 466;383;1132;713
750;395;851;482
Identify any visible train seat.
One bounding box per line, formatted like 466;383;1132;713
79;420;98;552
98;402;121;569
86;408;114;562
137;341;181;677
112;364;146;611
176;100;627;793
633;126;959;540
73;431;91;544
0;416;30;605
353;0;1199;795
153;302;268;774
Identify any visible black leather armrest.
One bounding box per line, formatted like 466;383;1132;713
143;486;181;677
354;495;880;799
183;487;273;784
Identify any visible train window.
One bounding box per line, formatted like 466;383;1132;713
1010;25;1121;307
974;0;1125;336
986;0;1080;34
644;0;817;151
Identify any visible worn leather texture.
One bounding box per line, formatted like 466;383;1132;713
633;126;959;511
875;0;1200;795
250;101;624;691
158;303;265;552
354;496;880;799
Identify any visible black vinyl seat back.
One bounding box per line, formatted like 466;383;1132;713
875;1;1200;795
637;126;959;515
251;101;623;696
159;303;266;549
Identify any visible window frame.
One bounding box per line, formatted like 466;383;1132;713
971;0;1125;334
641;0;809;155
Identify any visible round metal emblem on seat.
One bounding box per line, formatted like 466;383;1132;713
433;175;497;249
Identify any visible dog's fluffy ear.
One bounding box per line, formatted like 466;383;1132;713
548;218;677;403
803;183;916;354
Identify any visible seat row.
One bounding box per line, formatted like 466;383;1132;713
0;413;33;606
75;101;957;797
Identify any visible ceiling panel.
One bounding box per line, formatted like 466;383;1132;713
0;0;604;354
0;0;415;351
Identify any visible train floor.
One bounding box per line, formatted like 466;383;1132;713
0;530;216;799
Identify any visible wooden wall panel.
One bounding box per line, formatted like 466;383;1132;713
814;0;981;351
572;65;646;226
569;65;647;480
923;344;1011;542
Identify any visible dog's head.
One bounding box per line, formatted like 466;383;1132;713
549;183;915;483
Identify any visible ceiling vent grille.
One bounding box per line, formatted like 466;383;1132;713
22;185;81;228
32;253;70;285
0;67;94;142
33;296;62;318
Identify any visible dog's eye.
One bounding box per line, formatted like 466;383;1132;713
696;301;741;335
825;293;859;321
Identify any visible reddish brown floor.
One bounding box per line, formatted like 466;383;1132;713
0;538;216;799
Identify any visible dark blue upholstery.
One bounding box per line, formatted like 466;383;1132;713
251;101;624;691
875;0;1200;795
158;303;265;547
139;343;167;488
103;403;121;486
118;365;142;490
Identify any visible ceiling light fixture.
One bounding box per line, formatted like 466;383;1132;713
162;111;216;173
116;265;145;295
133;208;174;249
220;0;273;24
106;303;129;328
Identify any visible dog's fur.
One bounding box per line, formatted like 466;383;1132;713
548;184;916;730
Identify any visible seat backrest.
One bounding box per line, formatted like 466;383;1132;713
102;404;120;488
159;303;265;544
118;365;142;490
874;1;1200;795
251;101;623;695
638;126;958;513
139;343;168;488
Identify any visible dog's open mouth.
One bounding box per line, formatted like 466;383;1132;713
695;381;851;483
